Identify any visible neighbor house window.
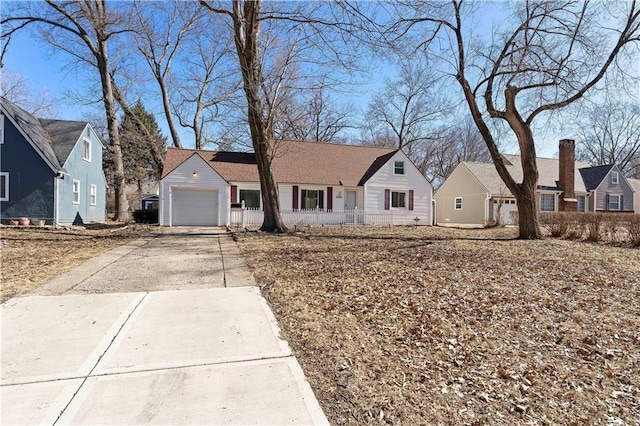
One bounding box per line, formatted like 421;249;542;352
608;194;620;210
0;172;8;201
394;161;405;175
540;193;555;212
454;197;463;210
0;114;4;144
90;184;97;206
577;195;586;212
611;171;619;184
391;191;406;208
82;138;91;161
301;189;324;210
239;189;261;209
72;180;80;204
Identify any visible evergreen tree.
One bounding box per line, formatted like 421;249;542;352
118;101;167;189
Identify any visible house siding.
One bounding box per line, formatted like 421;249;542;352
594;167;634;211
364;151;432;225
0;116;56;221
159;154;229;226
434;164;488;226
57;127;107;224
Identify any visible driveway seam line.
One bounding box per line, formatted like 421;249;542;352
218;235;227;287
53;292;150;425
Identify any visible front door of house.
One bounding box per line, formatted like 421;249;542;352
345;190;357;223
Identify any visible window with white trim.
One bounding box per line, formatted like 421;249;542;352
391;191;406;208
0;172;8;201
301;189;324;210
90;184;97;206
540;193;555;212
454;197;463;210
394;161;405;175
0;114;4;144
239;189;260;209
72;180;80;204
608;194;620;210
611;171;619;184
82;138;91;162
577;195;586;212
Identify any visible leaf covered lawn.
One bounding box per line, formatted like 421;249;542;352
236;226;640;425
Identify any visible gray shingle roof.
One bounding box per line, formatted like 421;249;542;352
464;154;590;195
0;97;61;171
39;119;88;166
578;164;614;191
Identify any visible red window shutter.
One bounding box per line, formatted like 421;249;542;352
292;186;299;211
409;190;414;211
230;185;237;203
327;187;333;211
384;189;390;210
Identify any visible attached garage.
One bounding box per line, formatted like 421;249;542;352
170;187;219;226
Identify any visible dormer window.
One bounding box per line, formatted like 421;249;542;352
82;138;91;162
394;161;405;175
611;171;619;184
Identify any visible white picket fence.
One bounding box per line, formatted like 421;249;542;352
230;208;404;228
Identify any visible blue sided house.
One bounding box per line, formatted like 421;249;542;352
0;97;107;225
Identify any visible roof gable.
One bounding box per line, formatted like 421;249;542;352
578;164;615;191
0;97;61;172
39;119;89;166
468;155;590;195
161;141;397;186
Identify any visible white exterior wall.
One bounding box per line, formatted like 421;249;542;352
159;155;229;226
279;184;294;211
364;151;432;225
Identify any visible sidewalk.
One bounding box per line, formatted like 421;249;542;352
2;229;328;425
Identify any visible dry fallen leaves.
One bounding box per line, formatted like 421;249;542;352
237;226;640;425
1;224;152;301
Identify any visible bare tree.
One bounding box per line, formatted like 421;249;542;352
576;99;640;178
173;16;239;150
199;0;289;231
274;80;352;142
2;0;132;221
0;71;58;116
363;59;451;151
382;0;640;238
131;1;205;148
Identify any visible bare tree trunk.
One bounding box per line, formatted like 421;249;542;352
97;42;130;221
230;0;286;232
159;78;182;148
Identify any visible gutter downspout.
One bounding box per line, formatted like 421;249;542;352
54;175;60;227
485;192;492;225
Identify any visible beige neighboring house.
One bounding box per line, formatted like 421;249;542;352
434;139;636;227
629;178;640;213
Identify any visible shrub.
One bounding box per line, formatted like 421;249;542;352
132;209;158;224
626;214;640;246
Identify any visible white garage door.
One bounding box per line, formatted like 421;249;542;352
493;199;518;225
171;188;218;226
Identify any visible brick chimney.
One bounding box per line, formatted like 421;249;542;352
558;139;577;212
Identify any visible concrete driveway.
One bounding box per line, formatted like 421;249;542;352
1;228;328;425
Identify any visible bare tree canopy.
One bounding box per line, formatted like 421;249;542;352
0;71;58;116
379;0;640;238
575;98;640;178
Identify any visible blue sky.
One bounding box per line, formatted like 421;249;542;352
3;2;618;160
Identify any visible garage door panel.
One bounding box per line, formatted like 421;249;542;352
172;188;218;226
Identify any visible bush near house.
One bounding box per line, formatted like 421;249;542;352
540;212;640;245
132;209;158;224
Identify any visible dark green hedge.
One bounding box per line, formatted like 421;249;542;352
132;209;158;224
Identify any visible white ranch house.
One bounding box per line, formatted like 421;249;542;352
159;140;433;227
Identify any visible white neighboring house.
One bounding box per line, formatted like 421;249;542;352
159;140;433;227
